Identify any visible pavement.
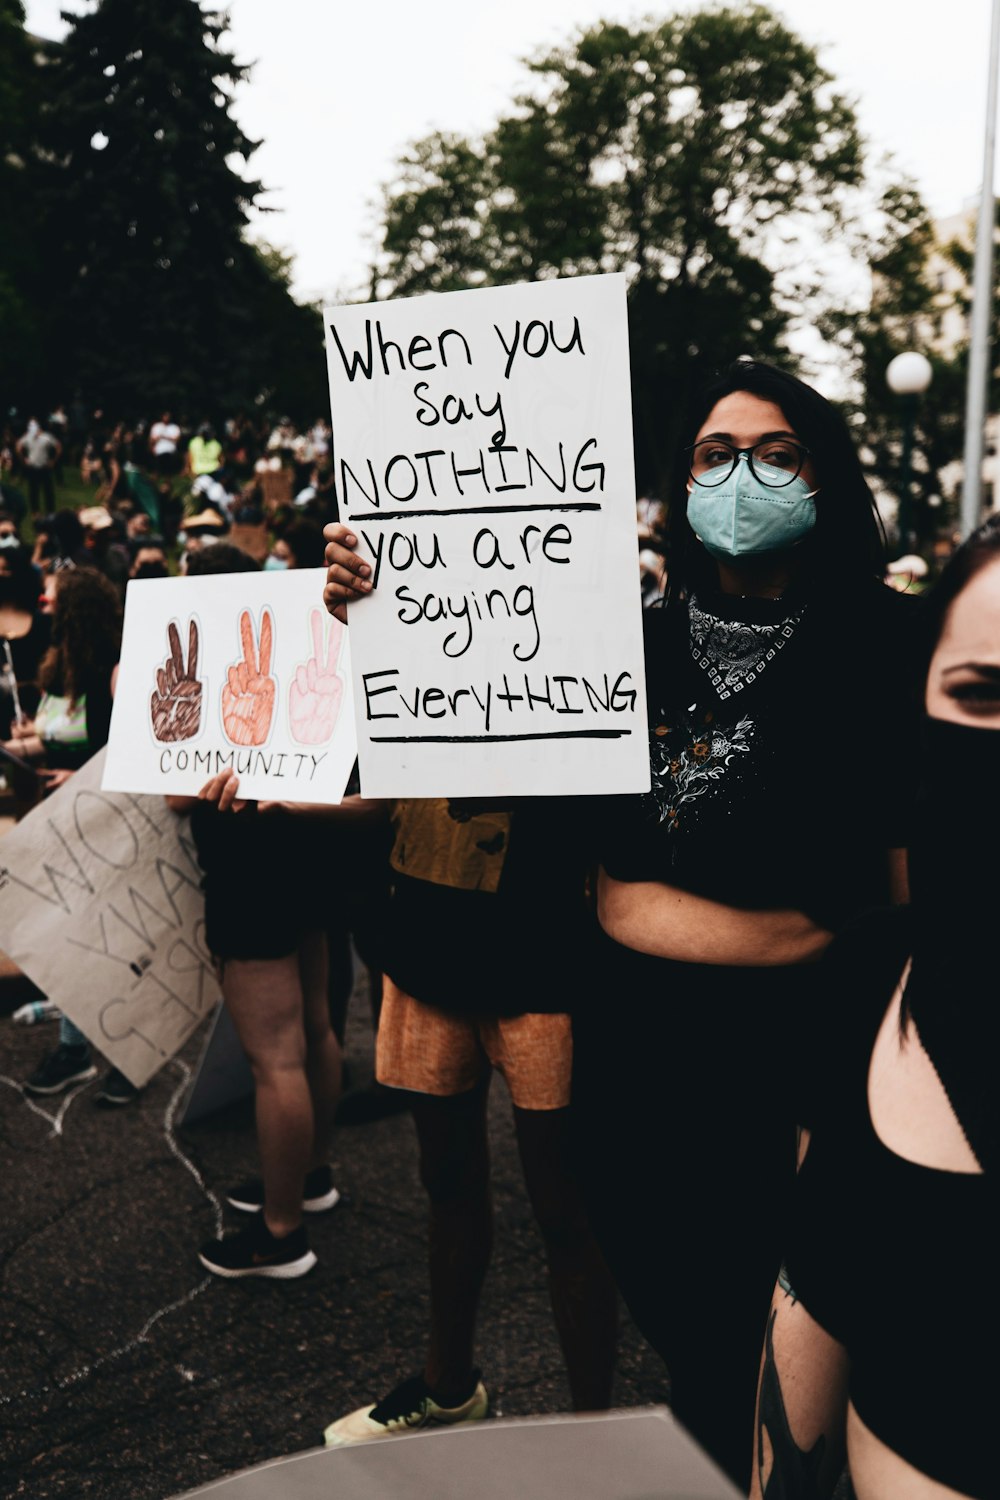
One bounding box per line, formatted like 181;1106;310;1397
0;971;666;1500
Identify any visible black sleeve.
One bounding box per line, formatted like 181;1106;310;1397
85;674;115;754
866;588;925;850
794;905;912;1128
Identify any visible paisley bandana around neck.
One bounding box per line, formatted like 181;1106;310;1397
688;593;803;702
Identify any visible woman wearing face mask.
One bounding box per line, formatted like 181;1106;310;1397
569;360;922;1485
752;516;999;1500
266;519;325;572
321;359;922;1481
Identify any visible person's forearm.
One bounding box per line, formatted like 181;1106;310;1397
259;793;388;821
597;869;832;967
887;847;909;905
164;794;197;815
4;735;43;761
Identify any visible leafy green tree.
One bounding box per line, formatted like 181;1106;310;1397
375;5;865;494
33;0;324;418
824;183;988;552
0;0;46;407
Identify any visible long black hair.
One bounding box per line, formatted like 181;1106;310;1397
0;546;43;612
664;360;887;603
920;511;1000;669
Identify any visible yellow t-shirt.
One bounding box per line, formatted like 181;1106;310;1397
389;798;510;894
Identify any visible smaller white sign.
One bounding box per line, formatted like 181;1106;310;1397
102;568;357;803
0;751;220;1086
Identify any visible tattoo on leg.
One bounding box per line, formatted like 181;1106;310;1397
778;1264;798;1304
757;1309;827;1499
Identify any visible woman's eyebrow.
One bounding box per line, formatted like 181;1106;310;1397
697;430;800;442
942;662;1000;679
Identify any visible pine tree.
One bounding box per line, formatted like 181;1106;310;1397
0;0;46;407
35;0;323;417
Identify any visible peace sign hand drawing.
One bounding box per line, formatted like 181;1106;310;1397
221;609;275;747
150;620;202;743
289;609;346;745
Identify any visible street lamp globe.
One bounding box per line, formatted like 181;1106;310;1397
886;351;933;396
886;351;932;556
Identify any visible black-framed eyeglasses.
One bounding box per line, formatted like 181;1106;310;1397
686;438;811;489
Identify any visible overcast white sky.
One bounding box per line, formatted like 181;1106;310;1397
24;0;996;307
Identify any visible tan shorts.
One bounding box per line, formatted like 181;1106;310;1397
375;976;572;1111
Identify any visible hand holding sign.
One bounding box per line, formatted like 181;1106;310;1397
323;523;372;624
221;609;274;747
150;620;202;743
289;609;346;745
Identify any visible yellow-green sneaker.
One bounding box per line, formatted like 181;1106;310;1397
323;1371;489;1447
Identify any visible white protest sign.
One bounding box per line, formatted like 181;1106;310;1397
0;750;219;1087
102;567;357;803
324;273;650;797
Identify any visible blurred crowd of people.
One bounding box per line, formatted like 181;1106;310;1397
0;405;339;567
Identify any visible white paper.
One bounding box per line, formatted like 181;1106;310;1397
0;751;220;1086
323;274;650;797
102;568;357;803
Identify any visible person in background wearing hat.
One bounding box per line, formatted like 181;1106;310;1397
177;508;227;573
77;506;131;597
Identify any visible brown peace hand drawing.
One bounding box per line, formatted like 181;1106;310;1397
150;619;202;742
288;609;346;745
221;608;275;747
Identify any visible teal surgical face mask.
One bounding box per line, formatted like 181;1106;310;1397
264;554;289;571
686;455;818;561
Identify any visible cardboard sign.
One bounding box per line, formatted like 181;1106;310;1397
102;568;357;803
324;274;650;797
179;1001;254;1126
0;751;220;1086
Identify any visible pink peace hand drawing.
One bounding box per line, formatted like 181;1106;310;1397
221;608;275;747
288;609;346;746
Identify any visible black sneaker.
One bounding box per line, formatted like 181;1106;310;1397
226;1163;341;1214
24;1045;97;1096
335;1081;412;1127
198;1217;316;1279
95;1067;142;1107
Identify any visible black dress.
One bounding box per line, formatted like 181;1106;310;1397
785;920;993;1498
573;581;921;1486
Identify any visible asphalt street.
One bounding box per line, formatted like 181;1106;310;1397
0;971;667;1500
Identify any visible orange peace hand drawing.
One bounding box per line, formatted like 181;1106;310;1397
150;619;202;742
221;608;275;747
288;609;346;745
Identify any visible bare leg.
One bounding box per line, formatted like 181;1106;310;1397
750;1272;849;1499
299;929;342;1169
411;1083;493;1403
513;1105;617;1411
222;954;311;1238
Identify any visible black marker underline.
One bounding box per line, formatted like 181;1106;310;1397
370;730;632;743
347;502;603;523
